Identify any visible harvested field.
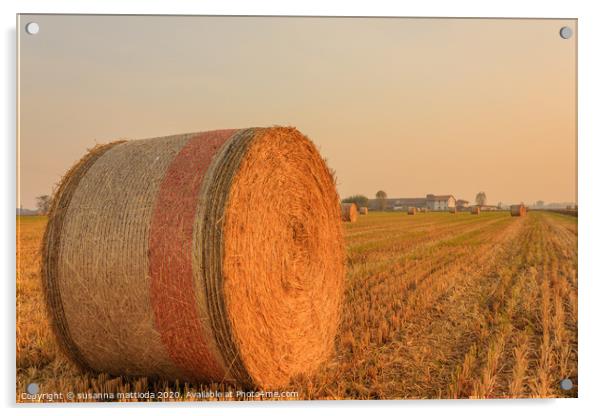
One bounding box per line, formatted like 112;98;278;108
17;211;577;401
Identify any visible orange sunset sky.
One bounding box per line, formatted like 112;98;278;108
18;15;576;209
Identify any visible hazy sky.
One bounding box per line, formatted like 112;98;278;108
18;15;576;209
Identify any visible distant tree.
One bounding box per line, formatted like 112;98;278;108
475;191;487;206
342;195;369;208
36;195;51;215
376;190;388;211
536;200;545;208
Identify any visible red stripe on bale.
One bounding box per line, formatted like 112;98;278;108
149;129;236;381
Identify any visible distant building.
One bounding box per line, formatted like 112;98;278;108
368;194;456;211
478;205;500;211
456;199;470;210
426;194;456;211
389;198;428;210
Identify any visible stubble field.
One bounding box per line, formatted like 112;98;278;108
16;211;577;401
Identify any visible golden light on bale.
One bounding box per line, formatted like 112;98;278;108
407;207;417;215
510;204;527;217
471;206;481;215
341;202;358;222
41;127;345;389
359;207;368;216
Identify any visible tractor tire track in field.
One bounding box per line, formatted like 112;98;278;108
347;212;499;249
292;212;577;400
16;213;577;401
347;214;509;280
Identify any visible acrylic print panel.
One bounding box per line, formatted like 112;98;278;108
17;15;577;402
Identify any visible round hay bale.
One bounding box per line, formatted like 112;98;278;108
359;207;368;216
341;202;358;222
41;127;345;388
471;206;481;215
510;204;527;217
407;207;417;215
449;207;457;214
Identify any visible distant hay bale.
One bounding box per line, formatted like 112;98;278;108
407;207;417;215
41;127;345;389
449;207;457;214
359;207;368;216
510;204;527;217
471;206;481;215
341;203;358;222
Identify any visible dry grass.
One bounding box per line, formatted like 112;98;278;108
17;211;577;401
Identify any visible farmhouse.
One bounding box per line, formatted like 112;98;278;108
456;199;470;210
389;198;428;210
368;194;457;211
478;205;500;212
426;194;456;211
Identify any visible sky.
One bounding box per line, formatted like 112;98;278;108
18;15;577;209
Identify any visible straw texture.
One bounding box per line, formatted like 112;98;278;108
41;141;125;373
41;127;344;388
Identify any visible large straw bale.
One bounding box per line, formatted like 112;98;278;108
42;127;344;388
